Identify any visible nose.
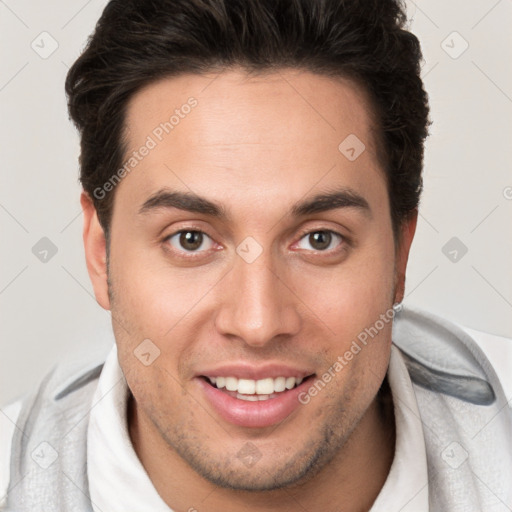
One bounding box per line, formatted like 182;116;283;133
214;248;302;348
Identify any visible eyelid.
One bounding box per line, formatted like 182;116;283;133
162;221;215;242
161;223;349;259
168;231;214;251
162;225;221;257
292;227;347;252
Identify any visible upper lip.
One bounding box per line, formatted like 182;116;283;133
196;363;315;380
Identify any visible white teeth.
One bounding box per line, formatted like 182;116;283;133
236;393;276;402
285;377;296;390
274;377;286;392
255;378;274;395
225;377;238;392
236;393;259;401
209;375;305;395
238;379;256;394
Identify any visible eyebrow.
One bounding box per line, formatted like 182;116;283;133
138;187;371;219
139;189;228;219
291;189;370;217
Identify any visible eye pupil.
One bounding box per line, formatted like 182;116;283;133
309;231;331;250
180;231;203;251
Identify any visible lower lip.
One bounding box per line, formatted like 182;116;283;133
197;378;312;428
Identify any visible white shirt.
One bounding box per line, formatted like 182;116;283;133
1;326;510;510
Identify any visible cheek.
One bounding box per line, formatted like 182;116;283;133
124;361;190;435
293;240;395;334
108;245;219;403
109;239;220;338
290;235;395;396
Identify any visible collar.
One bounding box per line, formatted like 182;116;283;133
87;344;171;512
369;345;429;511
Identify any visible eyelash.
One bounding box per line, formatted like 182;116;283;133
293;227;346;253
163;226;347;259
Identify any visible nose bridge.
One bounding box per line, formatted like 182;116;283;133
215;246;300;346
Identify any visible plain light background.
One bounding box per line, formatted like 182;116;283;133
1;0;511;406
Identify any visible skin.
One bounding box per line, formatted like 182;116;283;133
81;69;417;512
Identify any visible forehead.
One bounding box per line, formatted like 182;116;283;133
124;68;377;147
117;69;384;214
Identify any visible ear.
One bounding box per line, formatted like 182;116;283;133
80;191;111;310
393;210;418;304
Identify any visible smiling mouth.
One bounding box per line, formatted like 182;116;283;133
201;375;315;402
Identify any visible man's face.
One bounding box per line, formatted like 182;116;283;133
86;69;411;490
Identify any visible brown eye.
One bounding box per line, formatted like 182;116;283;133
297;230;343;251
309;231;331;250
180;231;203;250
167;230;213;252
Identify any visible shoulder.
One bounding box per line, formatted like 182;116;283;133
0;339;113;506
392;306;511;407
0;399;23;507
392;307;512;506
460;325;512;398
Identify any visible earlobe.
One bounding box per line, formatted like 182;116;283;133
80;192;111;310
394;210;418;304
